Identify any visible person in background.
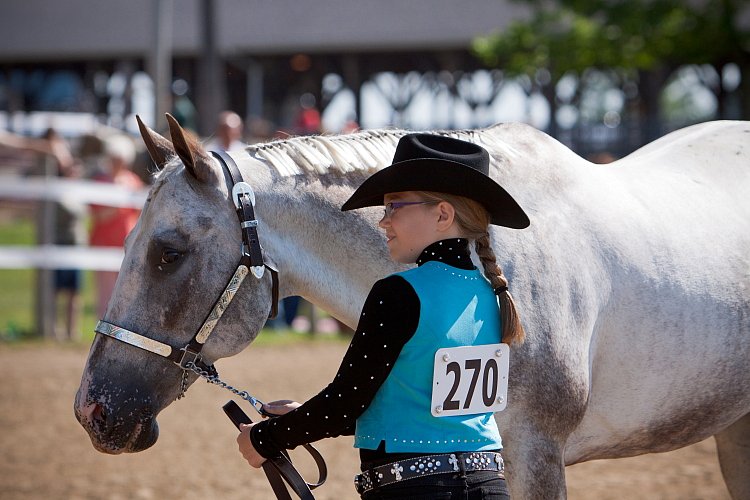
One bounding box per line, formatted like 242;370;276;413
89;134;144;318
0;127;74;174
204;111;246;152
293;92;322;135
0;127;85;340
53;157;88;341
236;133;530;499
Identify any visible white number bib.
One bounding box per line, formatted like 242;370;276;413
431;343;509;417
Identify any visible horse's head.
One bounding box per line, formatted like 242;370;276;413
75;115;275;454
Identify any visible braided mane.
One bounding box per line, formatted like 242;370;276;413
245;127;498;177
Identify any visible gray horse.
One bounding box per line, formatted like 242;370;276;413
75;116;750;499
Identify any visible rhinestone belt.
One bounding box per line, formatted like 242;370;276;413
354;451;504;495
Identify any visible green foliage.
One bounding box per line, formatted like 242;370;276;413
0;218;36;339
473;0;750;80
0;269;34;338
0;216;35;244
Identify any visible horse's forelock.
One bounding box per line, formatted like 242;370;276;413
145;158;189;202
148;158;182;184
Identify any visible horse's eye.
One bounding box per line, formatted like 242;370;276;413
160;248;181;265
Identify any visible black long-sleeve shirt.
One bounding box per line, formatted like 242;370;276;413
250;238;475;461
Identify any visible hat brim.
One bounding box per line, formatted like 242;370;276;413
341;158;530;229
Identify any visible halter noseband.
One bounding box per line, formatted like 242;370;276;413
95;150;280;393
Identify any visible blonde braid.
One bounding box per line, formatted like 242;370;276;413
475;232;525;346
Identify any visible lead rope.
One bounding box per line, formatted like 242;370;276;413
184;361;327;499
184;361;267;413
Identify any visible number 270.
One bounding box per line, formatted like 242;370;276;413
442;358;500;410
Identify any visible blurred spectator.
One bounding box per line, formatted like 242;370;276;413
0;127;74;173
0;128;85;339
204;111;246;151
341;117;360;134
294;93;321;135
54;158;87;341
90;134;144;318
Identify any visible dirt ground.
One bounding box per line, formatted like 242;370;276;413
0;342;731;500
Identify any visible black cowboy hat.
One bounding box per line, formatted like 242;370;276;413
341;133;530;228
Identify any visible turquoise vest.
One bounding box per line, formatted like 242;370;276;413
355;261;504;453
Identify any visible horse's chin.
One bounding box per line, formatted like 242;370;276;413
89;420;159;455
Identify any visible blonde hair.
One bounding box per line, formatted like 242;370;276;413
417;191;526;346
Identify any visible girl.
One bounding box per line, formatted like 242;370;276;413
237;133;529;498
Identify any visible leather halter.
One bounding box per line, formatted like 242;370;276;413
95;150;280;383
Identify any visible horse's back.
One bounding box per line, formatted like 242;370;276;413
614;120;750;189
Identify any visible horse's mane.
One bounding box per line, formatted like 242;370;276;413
151;124;516;185
245;126;503;177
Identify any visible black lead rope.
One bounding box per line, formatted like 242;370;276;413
224;401;328;500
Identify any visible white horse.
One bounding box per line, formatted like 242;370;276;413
75;117;750;499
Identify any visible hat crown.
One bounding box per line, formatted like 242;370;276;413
341;132;529;229
393;134;490;175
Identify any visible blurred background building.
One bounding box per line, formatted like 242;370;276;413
0;0;528;136
3;0;745;157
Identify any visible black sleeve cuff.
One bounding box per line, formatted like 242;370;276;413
249;420;279;459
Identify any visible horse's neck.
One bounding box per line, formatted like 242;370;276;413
239;123;583;328
259;176;399;327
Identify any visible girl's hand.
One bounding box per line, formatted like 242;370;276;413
237;423;266;468
262;400;301;416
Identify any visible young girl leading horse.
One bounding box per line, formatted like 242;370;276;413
236;133;529;499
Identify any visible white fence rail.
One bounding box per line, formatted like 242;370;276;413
0;175;148;209
0;174;148;337
0;245;124;272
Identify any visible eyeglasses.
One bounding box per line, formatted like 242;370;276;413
383;201;438;218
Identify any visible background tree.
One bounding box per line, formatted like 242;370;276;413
473;0;749;145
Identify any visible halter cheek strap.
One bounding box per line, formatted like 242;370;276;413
218;148;267;278
213;149;280;318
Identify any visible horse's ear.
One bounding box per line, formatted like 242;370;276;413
165;113;220;185
136;115;174;169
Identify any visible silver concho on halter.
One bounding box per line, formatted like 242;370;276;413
232;181;256;207
232;181;265;279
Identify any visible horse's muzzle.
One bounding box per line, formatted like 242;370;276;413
74;393;159;454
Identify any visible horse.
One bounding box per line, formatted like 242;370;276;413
75;116;750;499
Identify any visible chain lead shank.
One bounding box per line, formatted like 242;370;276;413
186;361;266;415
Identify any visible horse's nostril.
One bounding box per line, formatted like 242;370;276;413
81;402;107;427
94;404;106;422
